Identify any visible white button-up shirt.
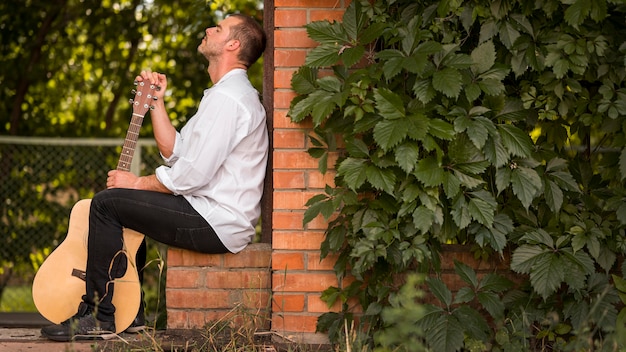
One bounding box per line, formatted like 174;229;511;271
155;69;268;253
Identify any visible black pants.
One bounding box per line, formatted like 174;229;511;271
84;188;229;321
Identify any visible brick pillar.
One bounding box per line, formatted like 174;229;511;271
166;243;272;329
272;0;347;345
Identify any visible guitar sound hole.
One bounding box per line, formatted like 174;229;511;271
110;252;128;279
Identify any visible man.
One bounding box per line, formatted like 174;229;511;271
41;14;268;341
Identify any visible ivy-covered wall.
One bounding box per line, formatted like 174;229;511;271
281;0;626;350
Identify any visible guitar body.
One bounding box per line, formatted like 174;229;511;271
32;80;158;334
32;200;145;333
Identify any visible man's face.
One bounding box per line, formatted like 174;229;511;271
198;16;240;60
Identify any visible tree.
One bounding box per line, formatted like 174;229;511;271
290;0;626;350
0;0;263;308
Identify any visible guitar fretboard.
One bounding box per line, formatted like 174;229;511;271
117;113;145;172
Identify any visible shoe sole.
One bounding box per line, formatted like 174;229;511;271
40;331;117;342
72;331;118;341
124;325;146;333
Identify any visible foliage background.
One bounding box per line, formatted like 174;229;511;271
289;0;626;350
0;0;263;319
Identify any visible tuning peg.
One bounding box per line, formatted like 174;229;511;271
129;99;134;104
153;96;158;101
150;106;156;110
133;80;138;85
131;89;137;95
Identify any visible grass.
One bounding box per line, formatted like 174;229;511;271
0;285;37;312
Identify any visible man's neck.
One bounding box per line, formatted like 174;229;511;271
208;61;247;84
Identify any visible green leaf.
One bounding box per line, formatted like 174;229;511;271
305;45;341;67
427;315;465;352
454;287;475;304
345;138;370;158
529;251;565;299
543;180;564;213
373;118;410;151
620;147;626;180
451;194;472;229
306;21;347;45
468;190;497;226
395;141;420;173
291;66;318;94
455;260;478;287
342;0;365;41
564;0;591;28
337;158;367;190
366;164;396;194
432;67;463;98
511;244;547;274
374;88;406;120
474;213;513;253
498;124;533;158
289;90;330;123
413;79;437;104
413;206;435;234
471;40;496;74
341;45;366;68
427;277;453;307
443;172;461;199
484;137;510;168
414;156;444;187
510;166;541;209
428;119;456;140
477;291;505;319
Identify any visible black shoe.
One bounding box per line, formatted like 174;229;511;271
124;314;145;333
40;303;116;342
124;299;145;333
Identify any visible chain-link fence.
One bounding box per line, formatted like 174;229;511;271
0;136;164;313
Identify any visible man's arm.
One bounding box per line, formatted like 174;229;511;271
136;71;177;158
106;170;172;194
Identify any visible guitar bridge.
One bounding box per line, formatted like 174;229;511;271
72;268;87;282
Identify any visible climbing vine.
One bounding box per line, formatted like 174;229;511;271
289;0;626;350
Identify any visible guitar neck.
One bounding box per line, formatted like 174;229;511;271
116;113;144;172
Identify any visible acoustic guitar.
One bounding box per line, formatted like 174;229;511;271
32;81;159;333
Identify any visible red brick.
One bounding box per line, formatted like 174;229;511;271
307;169;336;188
204;270;270;289
273;129;306;148
275;49;308;67
307;294;341;313
275;0;342;7
167;289;232;309
271;313;319;333
275;9;308;27
273;150;319;169
272;231;325;250
166;269;202;288
274;29;317;48
272;211;305;230
274;90;297;109
222;243;272;268
274;190;319;210
307;252;338;271
273;294;306;312
272;272;338;292
274;170;306;189
274;69;297;89
310;9;344;23
272;252;305;271
274;110;312;128
167;248;222;267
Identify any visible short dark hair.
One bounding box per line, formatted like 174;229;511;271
227;14;267;68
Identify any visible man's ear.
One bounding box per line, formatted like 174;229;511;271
227;39;240;51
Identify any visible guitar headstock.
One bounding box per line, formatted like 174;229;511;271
129;80;160;116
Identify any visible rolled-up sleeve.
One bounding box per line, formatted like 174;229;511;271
155;89;247;196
